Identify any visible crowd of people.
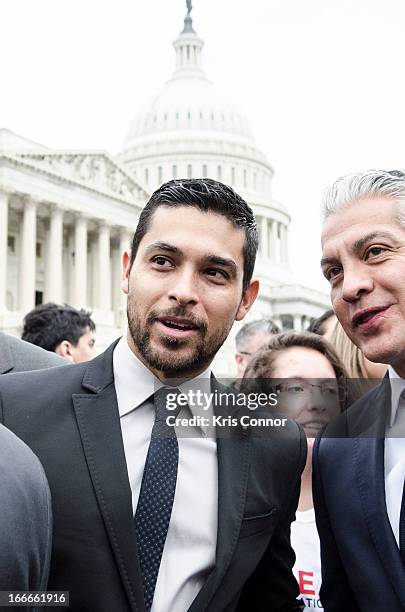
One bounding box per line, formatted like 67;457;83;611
0;169;403;611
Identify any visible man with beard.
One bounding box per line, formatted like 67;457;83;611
0;179;306;612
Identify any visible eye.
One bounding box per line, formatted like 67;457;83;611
152;256;173;267
324;266;342;282
205;268;228;280
287;384;305;394
364;246;386;260
322;386;338;396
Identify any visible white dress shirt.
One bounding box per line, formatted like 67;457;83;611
384;367;405;546
113;337;218;612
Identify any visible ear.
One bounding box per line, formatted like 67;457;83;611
121;250;131;295
235;279;259;321
235;352;244;367
55;341;75;363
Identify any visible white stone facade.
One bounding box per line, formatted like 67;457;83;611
0;137;147;347
0;9;330;376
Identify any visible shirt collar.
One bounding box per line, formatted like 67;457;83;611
113;337;213;428
388;365;405;427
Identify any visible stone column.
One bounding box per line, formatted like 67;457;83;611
19;198;37;314
293;314;302;331
44;206;63;303
73;215;88;308
260;216;268;258
282;225;288;264
0;192;9;312
269;220;277;261
96;223;111;311
280;224;288;264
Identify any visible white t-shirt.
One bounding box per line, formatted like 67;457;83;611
291;508;323;611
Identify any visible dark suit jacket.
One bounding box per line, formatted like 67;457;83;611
0;424;52;611
313;375;405;611
0;331;65;374
0;341;306;612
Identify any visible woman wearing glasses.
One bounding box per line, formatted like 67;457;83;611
241;331;348;612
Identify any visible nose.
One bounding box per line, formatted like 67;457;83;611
307;387;326;412
168;269;198;306
341;267;374;303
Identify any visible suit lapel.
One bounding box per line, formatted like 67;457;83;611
73;343;145;612
189;379;251;611
354;378;405;608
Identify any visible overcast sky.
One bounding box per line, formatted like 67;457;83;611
2;0;405;295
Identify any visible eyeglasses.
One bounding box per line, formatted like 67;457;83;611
275;380;340;400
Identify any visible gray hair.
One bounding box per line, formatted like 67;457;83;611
322;169;405;224
235;318;280;352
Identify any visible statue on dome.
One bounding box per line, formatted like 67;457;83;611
183;0;195;33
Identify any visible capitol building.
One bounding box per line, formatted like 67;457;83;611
0;4;329;375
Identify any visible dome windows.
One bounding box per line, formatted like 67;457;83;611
187;164;192;178
202;164;208;178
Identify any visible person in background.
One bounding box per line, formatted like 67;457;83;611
241;331;347;612
306;309;335;337
324;314;387;380
0;424;52;605
0;332;59;606
234;318;280;379
22;302;96;363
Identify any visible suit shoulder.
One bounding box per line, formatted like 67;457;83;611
4;334;66;371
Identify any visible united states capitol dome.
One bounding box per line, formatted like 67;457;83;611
125;72;255;145
119;6;278;194
123;6;256;150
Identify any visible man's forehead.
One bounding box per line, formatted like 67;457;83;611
321;197;402;250
140;205;246;262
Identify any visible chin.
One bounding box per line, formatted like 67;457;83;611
361;343;392;368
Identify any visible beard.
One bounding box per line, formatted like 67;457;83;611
127;300;232;378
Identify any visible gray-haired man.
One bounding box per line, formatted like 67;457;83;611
314;169;405;611
234;318;280;379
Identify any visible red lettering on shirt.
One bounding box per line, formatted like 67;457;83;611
298;570;316;596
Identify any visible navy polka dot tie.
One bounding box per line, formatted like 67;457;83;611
134;387;182;611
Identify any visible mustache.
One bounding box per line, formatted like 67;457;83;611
147;307;207;333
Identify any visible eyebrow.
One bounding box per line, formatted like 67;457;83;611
352;231;397;253
144;242;238;275
320;231;398;267
144;241;183;255
205;254;238;276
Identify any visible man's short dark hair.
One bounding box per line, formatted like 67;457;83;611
130;178;259;293
306;309;335;335
22;303;95;352
235;319;280;352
